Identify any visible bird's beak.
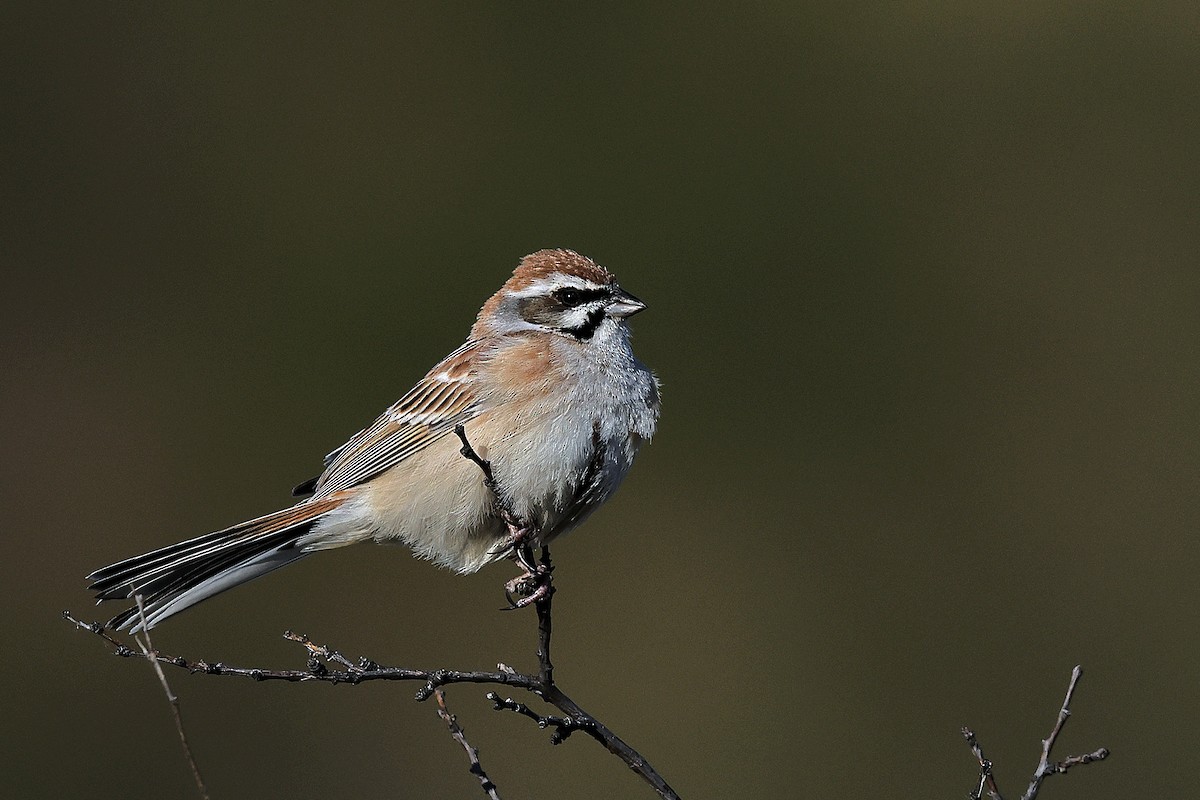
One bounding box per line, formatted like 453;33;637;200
608;286;647;318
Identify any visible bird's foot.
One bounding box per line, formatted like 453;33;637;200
503;545;553;609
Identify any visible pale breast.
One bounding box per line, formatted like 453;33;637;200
357;330;658;572
476;332;659;537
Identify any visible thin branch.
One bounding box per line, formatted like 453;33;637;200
452;423;679;796
65;565;679;798
535;546;555;687
434;689;503;800
961;727;1003;800
65;559;679;799
1019;666;1110;800
963;666;1109;800
64;613;538;691
70;425;680;799
455;422;547;595
454;424;497;487
133;595;210;800
488;691;592;745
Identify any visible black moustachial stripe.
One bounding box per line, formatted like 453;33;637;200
518;287;612;340
564;307;606;340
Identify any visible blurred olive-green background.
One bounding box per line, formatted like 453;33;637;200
4;3;1197;798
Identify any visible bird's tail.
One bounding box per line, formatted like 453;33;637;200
87;495;348;632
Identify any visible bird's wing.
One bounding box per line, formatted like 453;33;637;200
303;340;488;497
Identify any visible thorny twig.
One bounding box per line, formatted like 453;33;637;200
963;666;1109;800
67;425;679;799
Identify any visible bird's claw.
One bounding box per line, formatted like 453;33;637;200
501;553;553;610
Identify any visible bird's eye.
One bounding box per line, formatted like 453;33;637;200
554;287;588;307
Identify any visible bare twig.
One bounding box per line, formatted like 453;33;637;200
65;572;679;798
63;613;539;692
454;426;678;798
963;666;1109;800
534;546;555;687
69;426;679;799
434;689;503;800
133;595;210;800
454;424;497;487
455;422;548;596
1019;666;1110;800
488;691;592;745
961;727;1002;800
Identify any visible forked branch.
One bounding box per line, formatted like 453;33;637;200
67;424;679;799
963;666;1110;800
64;549;677;798
434;688;503;800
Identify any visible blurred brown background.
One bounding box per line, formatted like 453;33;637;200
3;3;1197;798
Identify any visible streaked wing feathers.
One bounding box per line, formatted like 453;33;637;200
291;432;354;496
311;341;484;496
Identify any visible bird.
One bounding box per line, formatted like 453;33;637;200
87;249;660;632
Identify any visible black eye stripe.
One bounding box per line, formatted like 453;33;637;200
517;285;613;337
553;287;609;307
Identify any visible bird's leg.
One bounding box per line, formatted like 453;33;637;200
494;508;553;609
503;515;539;573
455;424;553;609
497;514;553;609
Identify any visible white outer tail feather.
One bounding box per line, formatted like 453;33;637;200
88;496;356;632
129;546;306;632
